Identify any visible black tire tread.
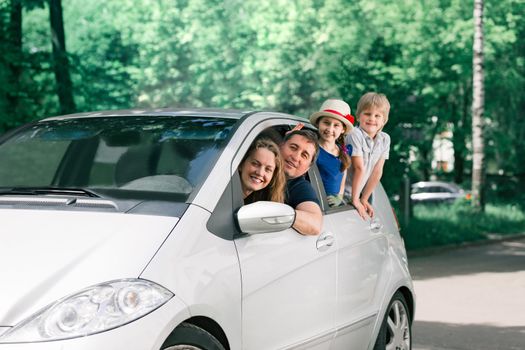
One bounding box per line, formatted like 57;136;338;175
162;322;225;350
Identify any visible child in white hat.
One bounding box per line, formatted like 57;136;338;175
309;99;354;207
345;92;391;219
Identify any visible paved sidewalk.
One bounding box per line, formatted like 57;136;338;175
409;237;525;350
407;232;525;258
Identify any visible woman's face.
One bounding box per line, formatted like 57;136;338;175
240;147;276;198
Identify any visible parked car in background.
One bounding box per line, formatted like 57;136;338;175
411;181;471;204
0;108;414;350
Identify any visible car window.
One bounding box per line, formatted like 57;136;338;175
307;164;364;213
0;137;70;187
427;186;442;193
0;116;236;201
306;165;328;212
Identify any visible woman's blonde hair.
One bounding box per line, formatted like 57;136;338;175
240;137;286;203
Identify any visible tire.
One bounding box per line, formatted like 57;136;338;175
373;291;412;350
162;322;225;350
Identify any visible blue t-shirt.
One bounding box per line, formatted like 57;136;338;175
285;176;319;208
316;146;349;196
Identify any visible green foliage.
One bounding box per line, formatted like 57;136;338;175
0;0;9;119
0;0;524;201
402;200;525;250
483;0;525;179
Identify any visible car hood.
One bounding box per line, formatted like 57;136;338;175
0;209;179;325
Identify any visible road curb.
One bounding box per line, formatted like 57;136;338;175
407;232;525;258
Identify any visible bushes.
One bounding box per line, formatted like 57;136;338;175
401;200;525;251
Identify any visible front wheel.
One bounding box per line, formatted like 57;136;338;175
162;322;225;350
373;291;412;350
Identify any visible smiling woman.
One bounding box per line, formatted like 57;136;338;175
238;137;286;204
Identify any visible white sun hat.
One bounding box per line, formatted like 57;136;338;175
309;99;355;135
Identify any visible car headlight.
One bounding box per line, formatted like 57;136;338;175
0;279;173;343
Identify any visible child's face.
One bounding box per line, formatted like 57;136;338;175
359;106;386;138
318;116;345;143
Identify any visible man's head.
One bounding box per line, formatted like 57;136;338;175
280;129;319;179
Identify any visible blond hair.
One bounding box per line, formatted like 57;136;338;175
356;92;391;126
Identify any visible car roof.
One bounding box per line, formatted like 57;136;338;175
41;108;254;121
412;181;461;189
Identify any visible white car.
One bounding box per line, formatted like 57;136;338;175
0;109;414;350
411;181;470;204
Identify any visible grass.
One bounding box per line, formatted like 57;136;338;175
399;200;525;251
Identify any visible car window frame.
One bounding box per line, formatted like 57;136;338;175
310;164;367;215
207;116;304;240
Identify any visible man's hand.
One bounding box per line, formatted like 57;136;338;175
286;122;304;135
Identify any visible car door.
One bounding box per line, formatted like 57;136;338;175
235;224;337;349
309;168;389;349
232;130;337;350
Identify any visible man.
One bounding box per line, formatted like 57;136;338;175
280;129;323;236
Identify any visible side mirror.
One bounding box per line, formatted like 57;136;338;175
236;201;295;234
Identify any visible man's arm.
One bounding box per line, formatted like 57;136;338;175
293;201;322;236
360;158;385;218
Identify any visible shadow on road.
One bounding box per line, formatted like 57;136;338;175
409;239;525;280
413;320;525;350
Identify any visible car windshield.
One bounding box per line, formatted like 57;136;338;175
0;116;236;202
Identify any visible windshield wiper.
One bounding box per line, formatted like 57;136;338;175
0;187;100;198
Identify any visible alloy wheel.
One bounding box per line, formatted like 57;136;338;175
386;300;411;350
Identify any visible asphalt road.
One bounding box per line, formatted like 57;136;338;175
408;236;525;350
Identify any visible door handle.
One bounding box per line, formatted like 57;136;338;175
316;233;334;252
370;218;383;233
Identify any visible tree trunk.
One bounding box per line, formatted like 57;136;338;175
7;0;22;117
453;82;469;185
49;0;76;114
453;142;465;184
471;0;485;211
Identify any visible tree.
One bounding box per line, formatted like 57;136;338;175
472;0;485;210
2;0;524;204
0;1;13;131
6;0;22;117
482;0;525;200
48;0;75;114
0;0;45;132
0;0;22;132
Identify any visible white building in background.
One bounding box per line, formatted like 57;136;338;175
432;128;454;172
402;121;457;174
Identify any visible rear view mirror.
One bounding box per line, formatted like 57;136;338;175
102;130;141;146
236;201;295;234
